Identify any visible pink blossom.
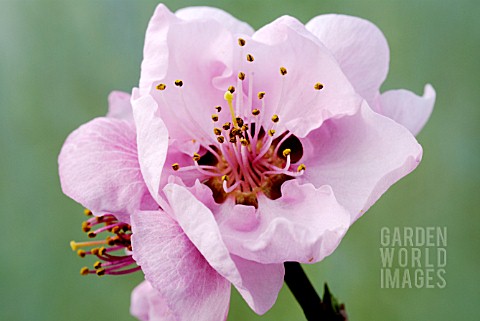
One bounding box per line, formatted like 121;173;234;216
59;4;433;321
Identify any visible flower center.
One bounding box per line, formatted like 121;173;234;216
157;38;326;207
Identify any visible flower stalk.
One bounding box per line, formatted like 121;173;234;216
284;262;348;321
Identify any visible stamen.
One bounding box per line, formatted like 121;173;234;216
174;79;183;87
268;129;276;136
228;86;235;93
222;122;231;130
252;109;260;116
193;153;201;162
238;38;246;46
217;136;225;143
70;240;107;251
280;67;288;76
211;114;219;122
297;164;306;172
84;209;92;216
156;83;166;91
213;128;222;135
282;149;291;157
80;267;89;276
314;82;324;90
246;54;254;62
238;72;245;80
215;105;222;112
258;91;265;99
172;163;180;171
271;114;279;123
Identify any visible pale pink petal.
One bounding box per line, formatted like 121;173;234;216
218;181;350;264
163;183;284;315
139;4;177;95
58;117;156;222
131;90;169;204
139;4;236;143
131;210;230;321
301;101;423;222
130;280;176;321
306;14;389;105
175;7;254;35
246;16;361;137
107;91;133;121
378;84;436;136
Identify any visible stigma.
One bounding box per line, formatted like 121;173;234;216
70;210;140;277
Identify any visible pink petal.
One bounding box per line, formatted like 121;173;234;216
138;4;177;95
130;280;176;321
306;14;390;105
301;101;423;222
248;16;361;137
131;210;230;321
139;4;235;143
163;183;284;315
175;6;254;35
107;91;133;121
378;84;436;136
58;117;156;222
218;181;351;264
131;90;169;205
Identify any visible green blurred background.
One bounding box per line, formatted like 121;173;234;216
1;0;478;320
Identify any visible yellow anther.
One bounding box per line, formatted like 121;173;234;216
172;163;180;171
215;105;222;112
314;82;324;90
271;114;279;123
84;208;92;216
91;248;99;255
241;124;249;132
99;247;106;255
229;136;237;143
211;114;219;122
193;153;201;161
156;83;166;90
174;79;183;87
222;122;231;130
268;129;276;136
217;136;225;143
96;268;106;276
238;72;245;80
297;164;306;172
228;85;235;93
213;128;222;136
82;222;91;232
258;92;265;99
80;267;89;276
240;138;249;146
246;54;254;62
238;38;246;46
224;91;238;128
77;250;86;258
222;175;229;181
87;231;96;238
111;226;120;234
93;261;102;269
252;109;260;116
282;149;291;157
280;67;287;75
